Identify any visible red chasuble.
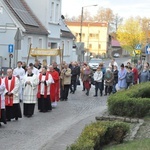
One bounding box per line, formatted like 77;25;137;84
49;70;59;102
5;76;15;106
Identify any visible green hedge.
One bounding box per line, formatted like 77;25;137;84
66;121;129;150
108;82;150;118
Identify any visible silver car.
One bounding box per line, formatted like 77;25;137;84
113;53;120;58
88;58;103;71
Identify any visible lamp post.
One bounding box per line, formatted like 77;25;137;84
79;4;98;42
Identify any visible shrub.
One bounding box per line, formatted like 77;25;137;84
108;82;150;118
66;121;129;150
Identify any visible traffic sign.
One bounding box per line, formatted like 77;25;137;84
135;49;141;55
8;44;14;53
14;28;22;50
145;45;150;54
135;44;142;50
9;54;13;58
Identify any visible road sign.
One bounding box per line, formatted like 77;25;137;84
75;42;84;55
135;44;142;50
8;44;14;53
135;49;141;55
14;28;22;50
145;45;150;54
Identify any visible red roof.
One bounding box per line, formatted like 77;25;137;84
111;39;120;47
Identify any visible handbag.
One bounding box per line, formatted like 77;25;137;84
91;77;95;85
76;79;81;85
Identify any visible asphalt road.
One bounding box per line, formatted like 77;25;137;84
104;56;130;67
0;57;130;150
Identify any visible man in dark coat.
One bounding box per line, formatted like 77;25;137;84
70;62;78;94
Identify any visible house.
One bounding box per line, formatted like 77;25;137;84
110;38;130;57
111;39;122;56
25;0;77;64
0;0;48;69
66;21;109;58
60;19;76;63
0;0;76;72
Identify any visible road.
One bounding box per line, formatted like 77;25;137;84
104;57;130;67
0;57;130;150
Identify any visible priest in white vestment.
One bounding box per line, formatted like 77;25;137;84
29;63;39;75
22;67;39;117
13;61;25;102
4;69;22;121
37;67;54;112
0;77;6;126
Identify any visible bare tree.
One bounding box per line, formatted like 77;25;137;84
94;7;114;23
64;10;93;22
112;14;123;32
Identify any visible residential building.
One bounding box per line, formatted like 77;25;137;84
25;0;77;64
60;19;76;63
25;0;61;64
66;22;109;58
0;0;76;71
0;0;48;69
111;39;122;57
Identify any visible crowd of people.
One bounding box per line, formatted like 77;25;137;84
0;58;149;127
81;58;149;97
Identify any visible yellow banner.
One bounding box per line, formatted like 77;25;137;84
30;48;61;56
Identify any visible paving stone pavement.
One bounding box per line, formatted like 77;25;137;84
0;84;107;150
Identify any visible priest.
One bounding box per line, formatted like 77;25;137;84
13;61;25;102
22;67;39;117
48;65;59;107
37;67;54;112
0;77;6;126
4;69;22;121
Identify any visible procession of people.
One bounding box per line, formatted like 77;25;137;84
0;58;149;127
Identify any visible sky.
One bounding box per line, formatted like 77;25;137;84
62;0;150;19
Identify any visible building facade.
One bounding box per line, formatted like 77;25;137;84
66;22;109;58
0;0;48;69
25;0;76;64
0;0;77;70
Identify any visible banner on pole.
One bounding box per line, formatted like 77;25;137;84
30;48;61;56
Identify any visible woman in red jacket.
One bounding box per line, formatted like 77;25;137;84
132;64;138;84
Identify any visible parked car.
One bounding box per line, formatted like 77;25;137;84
113;53;120;58
88;58;103;71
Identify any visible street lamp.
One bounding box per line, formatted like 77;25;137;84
79;4;98;42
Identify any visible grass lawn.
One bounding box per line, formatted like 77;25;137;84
104;138;150;150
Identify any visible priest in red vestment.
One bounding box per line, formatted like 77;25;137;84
4;69;22;121
48;65;60;107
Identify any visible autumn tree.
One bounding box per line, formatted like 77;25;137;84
117;18;146;54
136;17;150;43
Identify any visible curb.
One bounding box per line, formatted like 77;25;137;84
95;115;144;141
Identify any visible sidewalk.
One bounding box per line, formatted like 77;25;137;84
41;107;107;150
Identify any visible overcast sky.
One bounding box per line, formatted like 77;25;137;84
62;0;150;19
